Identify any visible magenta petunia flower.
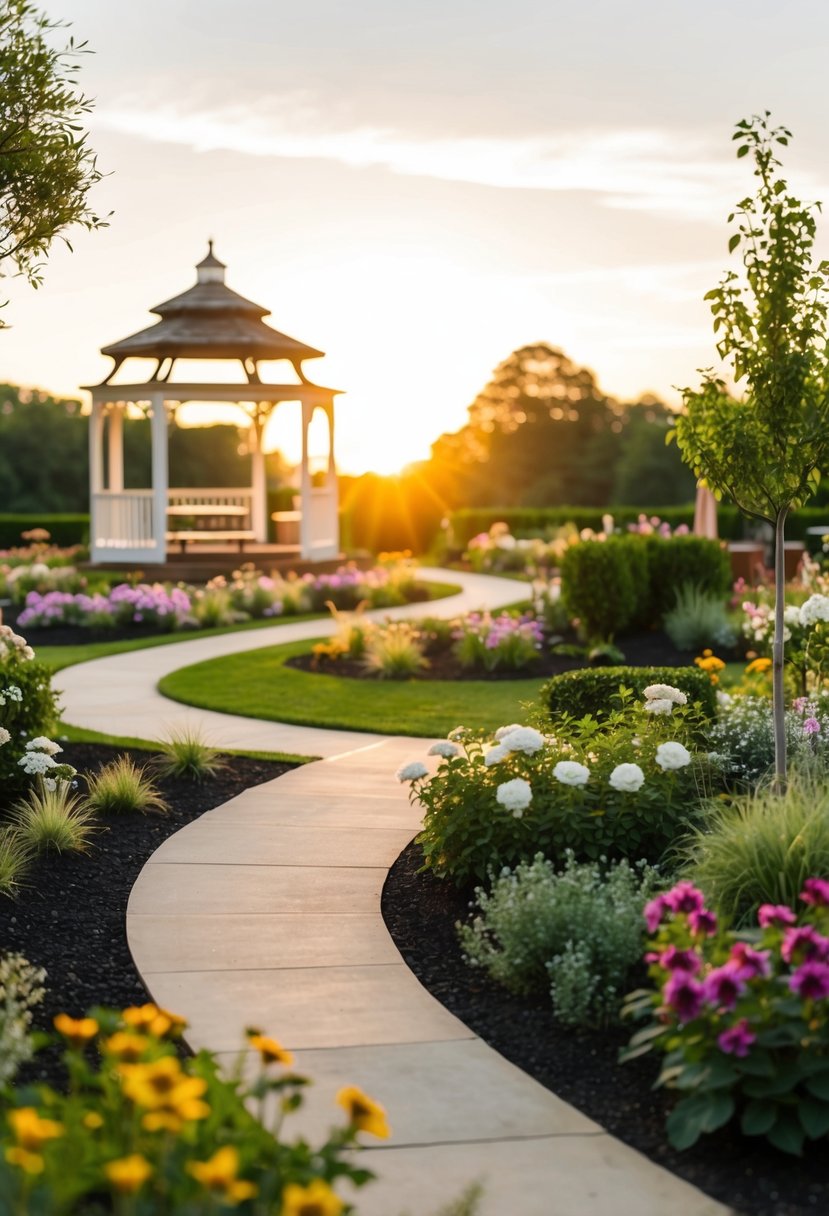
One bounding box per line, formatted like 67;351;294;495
649;946;702;975
644;895;668;934
663;881;706;915
663;973;705;1022
789;960;829;1001
717;1018;756;1058
703;966;746;1010
688;908;718;937
800;878;829;907
727;942;771;980
781;925;829;964
758;903;797;928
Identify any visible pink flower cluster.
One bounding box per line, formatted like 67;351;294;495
645;878;829;1058
626;514;690;538
454;611;544;652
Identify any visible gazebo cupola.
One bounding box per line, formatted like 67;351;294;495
85;243;341;566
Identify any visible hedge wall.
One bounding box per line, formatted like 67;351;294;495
544;665;718;722
0;514;90;548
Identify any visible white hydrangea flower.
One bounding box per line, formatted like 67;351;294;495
655;741;692;771
716;689;732;708
427;741;459;759
800;594;829;627
499;726;545;755
644;699;674;715
0;685;23;707
494;723;524;742
553;760;590;787
609;763;645;793
484;745;509;767
18;751;57;775
784;604;803;628
395;761;429;783
643;684;687;705
495;777;532;817
0;726;10;747
25;737;62;755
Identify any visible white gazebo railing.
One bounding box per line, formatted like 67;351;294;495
91;491;156;562
167;488;254;516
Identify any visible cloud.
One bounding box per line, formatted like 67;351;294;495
94;97;823;221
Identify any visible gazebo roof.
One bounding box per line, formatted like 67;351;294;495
100;242;325;366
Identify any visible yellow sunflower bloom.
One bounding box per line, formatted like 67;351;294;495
187;1145;258;1205
281;1178;345;1216
248;1033;294;1067
53;1013;99;1048
5;1147;45;1174
104;1032;150;1061
104;1154;153;1194
336;1085;391;1138
8;1108;64;1151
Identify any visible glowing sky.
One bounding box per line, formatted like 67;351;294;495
3;0;829;473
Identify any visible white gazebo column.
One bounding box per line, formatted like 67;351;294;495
150;392;169;561
323;401;340;553
249;414;268;543
88;397;106;561
299;400;314;560
108;403;124;491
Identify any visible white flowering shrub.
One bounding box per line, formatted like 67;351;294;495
459;852;659;1027
0;626;62;801
407;692;711;883
0;952;46;1084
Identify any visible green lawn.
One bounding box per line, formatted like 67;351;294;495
159;638;547;737
57;721;314;764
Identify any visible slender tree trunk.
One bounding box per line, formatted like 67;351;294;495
772;508;789;793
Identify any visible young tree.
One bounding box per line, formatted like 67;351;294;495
0;0;106;318
674;113;829;788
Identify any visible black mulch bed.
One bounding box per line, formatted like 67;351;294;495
1;743;297;1089
382;840;829;1216
288;629;718;683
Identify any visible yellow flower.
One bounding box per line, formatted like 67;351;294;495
120;1058;210;1126
281;1179;345;1216
8;1107;64;1152
694;653;725;673
83;1111;104;1130
187;1146;257;1205
248;1033;294;1067
336;1085;391;1138
122;1003;187;1038
5;1147;45;1174
745;656;773;674
104;1154;153;1194
54;1013;99;1048
104;1032;150;1061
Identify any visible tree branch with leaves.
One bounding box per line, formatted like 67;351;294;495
673;112;829;789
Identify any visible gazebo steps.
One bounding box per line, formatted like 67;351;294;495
81;548;356;583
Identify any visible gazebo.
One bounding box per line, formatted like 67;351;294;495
85;243;341;565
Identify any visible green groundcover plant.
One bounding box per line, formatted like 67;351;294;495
459;852;659;1027
622;877;829;1156
401;682;712;883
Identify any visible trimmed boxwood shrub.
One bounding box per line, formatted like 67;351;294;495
560;537;639;639
0;514;89;548
641;535;732;623
544;665;717;722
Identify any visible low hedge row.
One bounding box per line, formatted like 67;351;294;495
545;665;718;722
0;514;90;548
560;534;732;638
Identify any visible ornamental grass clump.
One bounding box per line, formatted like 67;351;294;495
0;1001;387;1214
10;782;96;854
622;877;829;1155
154;726;227;783
0;828;30;896
85;756;167;816
362;620;428;679
664;583;737;653
679;772;829;925
459;852;659;1027
406;687;711;883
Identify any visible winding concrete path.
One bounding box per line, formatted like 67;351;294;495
57;569;730;1216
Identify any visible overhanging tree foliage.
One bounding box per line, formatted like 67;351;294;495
673;113;829;788
0;0;106;317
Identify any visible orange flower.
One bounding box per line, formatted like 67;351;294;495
54;1013;98;1048
745;656;772;674
8;1108;64;1151
336;1085;391;1138
122;1003;187;1038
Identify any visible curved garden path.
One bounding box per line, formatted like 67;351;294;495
56;569;729;1216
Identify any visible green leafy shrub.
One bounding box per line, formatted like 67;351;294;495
642;535;732;624
680;772;829;925
709;694;829;784
0;1001;383;1214
0;952;45;1084
664;583;738;652
11;782;96;853
560;537;639;639
622;876;829;1156
0;514;89;548
154;727;227;783
545;665;717;723
449;505;747;548
459;852;659;1027
0;626;61;800
406;693;710;883
84;756;168;815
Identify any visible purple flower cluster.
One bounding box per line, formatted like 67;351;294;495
455;611;544;652
626;514;690;538
18;583;192;630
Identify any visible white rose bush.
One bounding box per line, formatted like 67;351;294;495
0;624;65;800
402;686;709;883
